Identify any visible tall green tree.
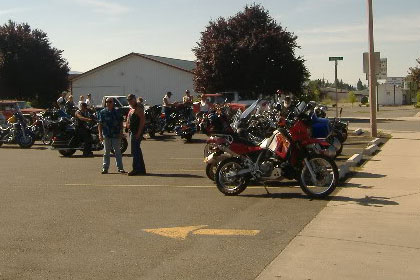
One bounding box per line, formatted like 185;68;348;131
0;20;69;107
193;4;309;98
409;58;420;86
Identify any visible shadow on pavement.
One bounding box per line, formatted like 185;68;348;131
343;118;404;123
241;192;399;207
146;172;204;178
184;139;207;144
147;135;176;142
0;145;48;150
352;172;386;179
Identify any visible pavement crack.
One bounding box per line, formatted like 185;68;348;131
298;234;420;250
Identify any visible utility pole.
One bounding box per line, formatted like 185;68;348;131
329;56;343;118
367;0;377;137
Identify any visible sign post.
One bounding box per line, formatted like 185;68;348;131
329;57;343;118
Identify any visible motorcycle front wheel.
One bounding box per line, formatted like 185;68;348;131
59;149;76;157
111;137;128;154
299;155;339;198
215;158;249;196
17;132;35;148
206;162;217;181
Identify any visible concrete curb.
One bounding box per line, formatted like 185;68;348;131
363;144;379;155
338;162;351;180
354;128;364;135
347;153;363;167
369;138;384;146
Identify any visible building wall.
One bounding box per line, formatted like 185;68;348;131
71;55;195;106
378;83;404;105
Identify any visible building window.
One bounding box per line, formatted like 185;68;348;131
386;92;391;96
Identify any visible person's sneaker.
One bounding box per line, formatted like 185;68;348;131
101;170;108;174
118;170;127;174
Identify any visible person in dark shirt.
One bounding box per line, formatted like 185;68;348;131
98;98;125;174
126;94;146;176
75;103;93;157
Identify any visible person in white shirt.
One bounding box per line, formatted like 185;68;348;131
199;95;210;113
78;95;85;109
85;94;94;110
161;91;174;134
57;92;67;110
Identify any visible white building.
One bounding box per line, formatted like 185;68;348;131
377;83;404;106
71;53;196;106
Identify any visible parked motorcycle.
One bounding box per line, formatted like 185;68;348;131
213;103;339;198
144;105;164;138
51;116;128;157
0;111;35;148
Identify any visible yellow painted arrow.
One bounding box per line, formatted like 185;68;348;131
143;225;260;240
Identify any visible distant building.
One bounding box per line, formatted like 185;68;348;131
70;53;196;105
321;87;349;101
377;83;405;105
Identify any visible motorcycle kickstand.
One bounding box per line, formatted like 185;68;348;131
263;182;271;196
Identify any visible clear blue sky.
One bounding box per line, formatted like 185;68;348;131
1;0;420;86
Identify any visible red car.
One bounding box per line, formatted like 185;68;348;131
0;100;44;120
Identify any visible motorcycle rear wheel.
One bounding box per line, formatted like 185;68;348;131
184;134;193;142
215;158;249;196
111;137;128;154
299;155;339;198
59;149;76;157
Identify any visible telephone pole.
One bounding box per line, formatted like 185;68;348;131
367;0;377;137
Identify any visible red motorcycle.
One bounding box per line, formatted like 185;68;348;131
214;104;339;198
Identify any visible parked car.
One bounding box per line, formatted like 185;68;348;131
96;96;130;118
0;100;44;120
193;92;258;113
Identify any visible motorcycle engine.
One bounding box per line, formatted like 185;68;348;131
260;161;274;177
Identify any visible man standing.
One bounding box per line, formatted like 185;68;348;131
86;94;95;110
182;90;193;119
98;98;125;174
57;92;66;110
127;94;146;176
161;91;174;134
75;103;93;157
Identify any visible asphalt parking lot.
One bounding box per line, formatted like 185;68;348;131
0;132;373;280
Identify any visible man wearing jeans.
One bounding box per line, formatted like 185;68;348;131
126;94;146;176
98;98;125;174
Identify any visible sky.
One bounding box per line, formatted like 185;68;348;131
1;0;420;86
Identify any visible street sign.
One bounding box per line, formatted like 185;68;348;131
329;57;343;61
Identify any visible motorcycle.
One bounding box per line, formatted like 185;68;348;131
213;102;339;198
0;111;36;148
51;116;128;157
174;119;196;142
144;105;164;138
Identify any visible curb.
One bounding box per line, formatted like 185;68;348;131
369;137;384;146
363;144;379;155
347;153;363;167
354;128;364;135
339;140;382;179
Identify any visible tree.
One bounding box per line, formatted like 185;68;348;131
193;4;309;98
409;58;420;83
357;79;363;91
348;91;357;107
0;20;69;107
